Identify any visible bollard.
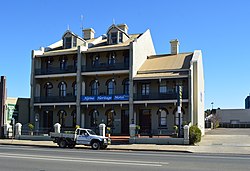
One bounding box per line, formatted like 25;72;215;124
99;123;106;137
15;123;22;138
183;125;189;145
54;123;61;133
129;124;136;137
4;123;11;138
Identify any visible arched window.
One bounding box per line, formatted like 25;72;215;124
122;78;129;95
57;110;67;127
58;81;67;97
108;52;116;65
106;79;115;95
72;81;77;96
71;110;76;127
106;109;115;128
157;108;168;127
44;82;53;97
90;80;99;96
89;109;99;127
173;107;185;125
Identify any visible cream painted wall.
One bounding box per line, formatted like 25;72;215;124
132;29;156;78
191;50;205;135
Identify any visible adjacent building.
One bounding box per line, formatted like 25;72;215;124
30;24;205;135
245;95;250;109
216;109;250;128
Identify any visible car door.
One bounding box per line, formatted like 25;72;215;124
76;130;89;145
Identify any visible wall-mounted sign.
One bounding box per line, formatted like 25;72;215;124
81;94;129;102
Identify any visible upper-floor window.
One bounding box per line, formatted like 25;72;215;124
58;81;67;97
65;37;71;49
123;78;129;95
159;81;167;94
72;81;77;96
90;80;99;96
107;79;115;95
73;37;77;47
119;32;123;43
59;57;67;70
108;52;116;65
92;54;99;67
124;52;129;66
110;32;117;44
141;83;150;96
45;58;53;72
73;56;77;69
44;82;53;97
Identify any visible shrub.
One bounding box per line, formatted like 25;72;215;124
189;125;201;145
28;123;34;131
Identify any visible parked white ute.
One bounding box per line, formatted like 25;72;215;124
50;128;111;150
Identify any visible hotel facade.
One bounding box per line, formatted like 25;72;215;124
30;24;205;136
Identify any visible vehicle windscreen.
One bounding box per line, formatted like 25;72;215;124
87;129;96;135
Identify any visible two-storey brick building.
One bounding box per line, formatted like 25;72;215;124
30;24;205;135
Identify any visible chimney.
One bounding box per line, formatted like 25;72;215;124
117;24;128;34
82;28;95;40
170;39;180;54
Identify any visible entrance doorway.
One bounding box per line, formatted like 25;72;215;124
42;111;53;133
121;110;129;135
139;109;151;135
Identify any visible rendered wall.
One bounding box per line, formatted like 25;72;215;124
192;50;205;135
132;29;156;78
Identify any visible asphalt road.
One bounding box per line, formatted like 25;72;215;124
0;145;249;171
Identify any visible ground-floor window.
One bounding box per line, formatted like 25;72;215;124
106;109;115;128
157;108;168;127
89;109;99;127
58;110;67;127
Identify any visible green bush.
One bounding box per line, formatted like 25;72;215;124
28;123;34;131
189;125;201;145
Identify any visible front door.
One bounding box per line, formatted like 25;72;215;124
139;109;151;135
43;111;53;133
121;110;129;135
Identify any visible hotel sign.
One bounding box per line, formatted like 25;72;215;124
81;95;129;102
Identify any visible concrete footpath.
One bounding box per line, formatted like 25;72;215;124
1;128;250;154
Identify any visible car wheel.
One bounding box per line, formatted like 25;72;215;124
91;141;100;150
59;140;67;148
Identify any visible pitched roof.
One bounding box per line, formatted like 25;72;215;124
134;53;193;79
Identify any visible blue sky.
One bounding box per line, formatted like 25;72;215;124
0;0;249;109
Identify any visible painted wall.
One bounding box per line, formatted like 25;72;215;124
217;109;250;123
191;50;205;135
132;29;156;78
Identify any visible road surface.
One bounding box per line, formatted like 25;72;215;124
0;145;249;171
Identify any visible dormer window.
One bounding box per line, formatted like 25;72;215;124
110;32;117;44
119;32;123;43
65;37;71;49
73;37;77;47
